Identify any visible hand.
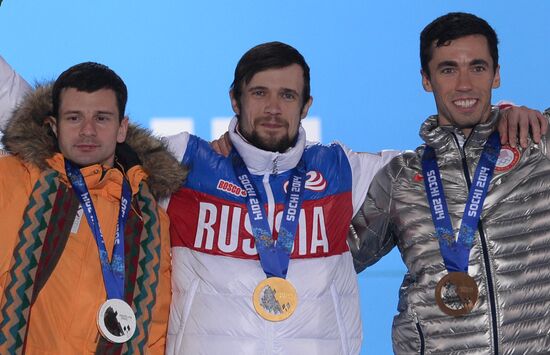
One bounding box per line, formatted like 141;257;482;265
210;132;232;157
498;106;548;148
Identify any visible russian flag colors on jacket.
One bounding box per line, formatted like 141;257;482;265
164;118;397;355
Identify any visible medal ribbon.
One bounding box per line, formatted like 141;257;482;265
65;160;132;299
421;132;500;272
232;154;306;279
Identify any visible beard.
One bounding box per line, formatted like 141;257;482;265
241;128;294;153
237;114;298;153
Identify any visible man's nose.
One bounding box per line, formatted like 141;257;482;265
264;95;282;115
79;118;97;136
456;70;473;92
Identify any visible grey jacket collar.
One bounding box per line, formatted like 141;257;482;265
420;108;500;151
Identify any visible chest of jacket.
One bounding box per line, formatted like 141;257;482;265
168;135;354;260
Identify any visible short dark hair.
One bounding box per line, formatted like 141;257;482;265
52;62;127;121
420;12;499;78
230;41;311;111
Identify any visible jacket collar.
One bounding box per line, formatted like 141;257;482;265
420;107;500;151
228;117;306;175
47;152;146;200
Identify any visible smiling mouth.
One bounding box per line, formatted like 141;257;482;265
453;99;478;109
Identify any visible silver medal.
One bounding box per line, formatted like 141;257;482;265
97;299;136;343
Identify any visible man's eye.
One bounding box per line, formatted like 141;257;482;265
472;65;486;73
441;68;455;74
252;90;265;97
282;93;296;100
97;116;107;121
66;116;79;121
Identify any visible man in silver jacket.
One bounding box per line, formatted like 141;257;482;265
350;12;550;354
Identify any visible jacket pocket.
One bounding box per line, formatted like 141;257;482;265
330;282;350;355
392;312;425;355
167;278;199;355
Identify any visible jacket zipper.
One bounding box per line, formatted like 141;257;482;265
414;313;425;355
454;134;500;354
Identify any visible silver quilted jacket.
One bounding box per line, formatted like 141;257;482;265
350;108;550;354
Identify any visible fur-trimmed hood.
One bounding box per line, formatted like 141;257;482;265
1;84;187;199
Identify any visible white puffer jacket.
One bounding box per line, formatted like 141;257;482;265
164;118;398;354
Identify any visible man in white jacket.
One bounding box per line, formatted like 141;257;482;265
163;42;399;354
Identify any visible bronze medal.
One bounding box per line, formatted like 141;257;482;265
253;277;298;322
435;272;478;317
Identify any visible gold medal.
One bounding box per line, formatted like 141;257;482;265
253;277;298;322
435;272;478;317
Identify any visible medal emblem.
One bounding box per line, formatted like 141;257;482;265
435;272;478;317
97;299;136;343
495;145;520;172
253;277;298;322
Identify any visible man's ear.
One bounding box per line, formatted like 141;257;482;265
300;96;313;119
492;64;501;89
421;69;433;92
229;90;240;115
46;116;58;137
117;116;129;143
